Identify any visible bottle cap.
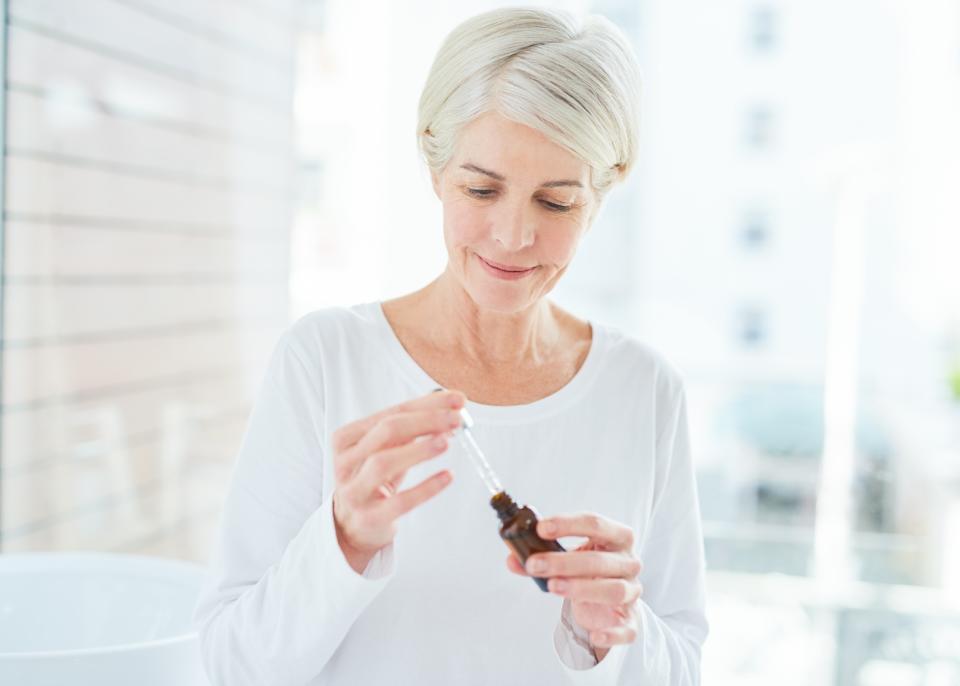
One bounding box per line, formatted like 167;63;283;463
490;491;520;520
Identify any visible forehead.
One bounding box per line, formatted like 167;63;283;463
452;111;590;184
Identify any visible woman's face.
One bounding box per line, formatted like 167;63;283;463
432;110;598;314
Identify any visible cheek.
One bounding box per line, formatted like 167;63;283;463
443;202;488;248
539;226;582;266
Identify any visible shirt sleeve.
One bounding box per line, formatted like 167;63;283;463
191;327;398;686
552;376;709;685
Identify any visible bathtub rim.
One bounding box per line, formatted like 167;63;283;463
0;550;205;659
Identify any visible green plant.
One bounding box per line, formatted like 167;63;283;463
950;363;960;402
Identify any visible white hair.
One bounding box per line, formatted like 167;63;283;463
417;7;642;198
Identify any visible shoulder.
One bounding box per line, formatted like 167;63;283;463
594;320;687;403
271;302;383;371
285;302;380;349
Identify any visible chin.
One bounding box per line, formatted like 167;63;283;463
462;279;537;314
447;250;549;313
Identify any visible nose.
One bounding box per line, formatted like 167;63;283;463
491;204;535;251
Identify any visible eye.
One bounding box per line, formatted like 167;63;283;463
466;187;572;213
541;200;572;213
466;188;496;198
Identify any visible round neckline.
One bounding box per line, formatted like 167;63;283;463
363;300;607;425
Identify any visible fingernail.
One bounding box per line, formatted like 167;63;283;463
550;579;568;593
595;632;609;644
433;435;448;449
527;558;546;574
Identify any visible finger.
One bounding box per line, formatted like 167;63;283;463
525;551;642;580
335;392;465;453
536;513;634;552
353;433;451;498
337;409;462;480
332;390;466;452
546;577;643;606
356;409;462;455
378;469;454;519
590;624;638;648
505;554;528;576
376;463;413;499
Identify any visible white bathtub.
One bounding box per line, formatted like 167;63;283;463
0;552;209;686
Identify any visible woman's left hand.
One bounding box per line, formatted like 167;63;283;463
505;513;643;661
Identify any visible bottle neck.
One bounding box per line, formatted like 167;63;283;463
490;491;520;521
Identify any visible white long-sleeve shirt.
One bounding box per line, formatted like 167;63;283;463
193;300;708;685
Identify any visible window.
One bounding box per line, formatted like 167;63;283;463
741;208;772;248
749;6;778;52
744;105;775;149
737;306;769;347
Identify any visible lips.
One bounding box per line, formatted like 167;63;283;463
477;255;536;272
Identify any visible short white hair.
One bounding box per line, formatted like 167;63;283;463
417;7;642;198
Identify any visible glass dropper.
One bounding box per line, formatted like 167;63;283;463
454;407;504;496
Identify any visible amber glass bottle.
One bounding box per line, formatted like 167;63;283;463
491;491;566;592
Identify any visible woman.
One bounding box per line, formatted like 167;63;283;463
194;7;708;685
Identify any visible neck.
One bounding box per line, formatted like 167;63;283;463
416;267;562;369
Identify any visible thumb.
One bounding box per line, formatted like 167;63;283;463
505;553;528;576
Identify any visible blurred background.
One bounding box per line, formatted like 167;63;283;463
0;0;958;684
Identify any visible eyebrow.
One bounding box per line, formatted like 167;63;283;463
459;163;583;188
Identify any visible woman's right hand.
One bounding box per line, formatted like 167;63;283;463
331;389;466;574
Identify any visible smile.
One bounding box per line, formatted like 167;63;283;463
476;254;538;280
